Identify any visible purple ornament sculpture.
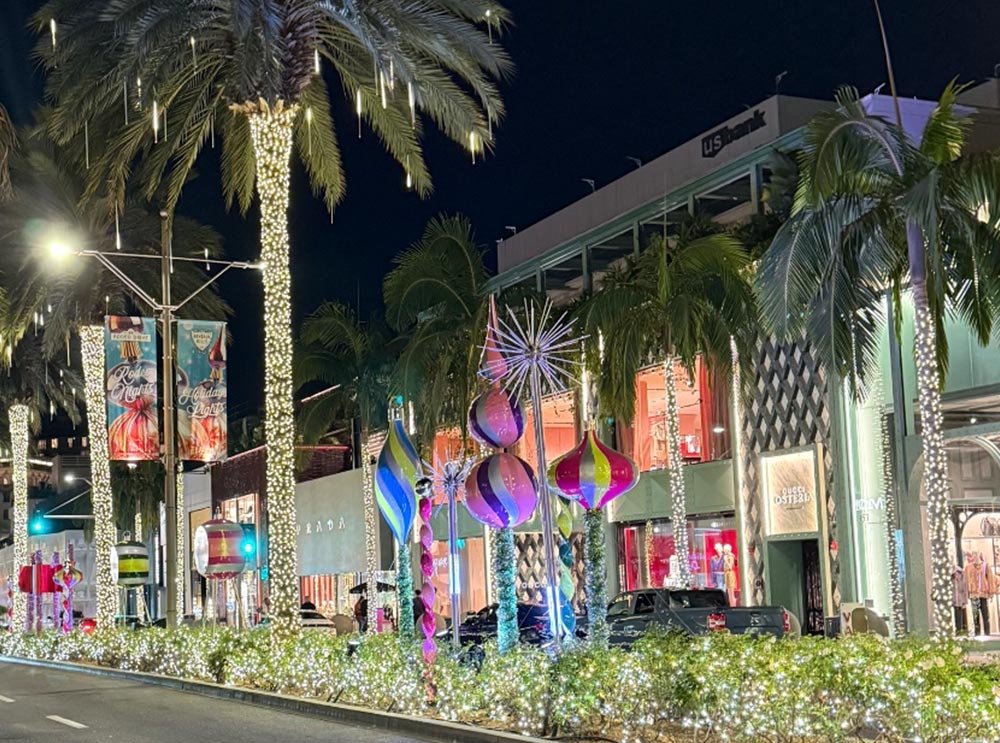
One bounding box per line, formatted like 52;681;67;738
464;453;538;529
468;386;525;449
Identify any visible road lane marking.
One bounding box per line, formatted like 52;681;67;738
46;715;87;729
0;695;13;703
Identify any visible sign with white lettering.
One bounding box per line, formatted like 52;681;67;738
761;449;819;537
702;109;767;158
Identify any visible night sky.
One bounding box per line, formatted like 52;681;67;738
2;0;999;415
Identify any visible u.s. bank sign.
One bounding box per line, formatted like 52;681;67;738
702;109;767;158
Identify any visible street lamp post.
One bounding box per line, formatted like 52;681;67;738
52;213;261;628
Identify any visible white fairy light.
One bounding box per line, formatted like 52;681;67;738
313;48;320;75
152;100;159;143
49;18;56;49
10;405;29;631
356;89;362;138
247;104;300;639
80;326;118;628
408;82;416;126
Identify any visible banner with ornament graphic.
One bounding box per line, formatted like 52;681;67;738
176;320;227;462
105;316;160;460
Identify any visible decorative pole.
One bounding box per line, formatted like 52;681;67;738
427;456;475;650
374;419;420;639
491;300;583;649
417;478;436;699
550;429;639;648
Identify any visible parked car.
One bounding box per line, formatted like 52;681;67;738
442;602;561;646
593;588;791;646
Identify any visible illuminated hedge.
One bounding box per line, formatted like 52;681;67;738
1;629;998;743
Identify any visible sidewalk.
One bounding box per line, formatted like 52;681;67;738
0;655;548;743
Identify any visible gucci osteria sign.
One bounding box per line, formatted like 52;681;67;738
761;448;820;537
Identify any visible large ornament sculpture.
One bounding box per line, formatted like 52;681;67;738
194;519;248;628
549;429;639;646
427;455;475;651
468;386;524;449
464;453;538;529
490;299;583;647
417;479;437;699
52;548;83;635
375;420;420;544
549;430;639;511
375;419;421;637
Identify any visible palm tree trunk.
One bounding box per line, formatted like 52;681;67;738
360;428;380;634
248;105;300;639
80;326;117;629
397;539;414;637
584;508;609;647
663;357;691;586
906;221;953;637
494;526;518;653
9;404;29;631
175;462;185;620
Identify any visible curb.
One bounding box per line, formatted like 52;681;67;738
0;655;547;743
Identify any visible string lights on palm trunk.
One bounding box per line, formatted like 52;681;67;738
247;102;299;639
81;326;118;629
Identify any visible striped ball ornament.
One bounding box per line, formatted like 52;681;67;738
464;452;538;529
468;386;525;449
193;519;246;580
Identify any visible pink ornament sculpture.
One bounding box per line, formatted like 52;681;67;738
418;494;437;669
53;549;83;635
468;386;525;449
548;430;639;510
464;452;538;529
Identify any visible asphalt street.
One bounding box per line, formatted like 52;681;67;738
0;661;431;742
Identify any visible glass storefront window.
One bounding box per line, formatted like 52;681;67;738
432;426;466;464
515;392;577;471
618;514;740;605
619;360;730;472
429;536;488;622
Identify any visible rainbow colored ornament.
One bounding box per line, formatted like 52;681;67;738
375;419;421;543
548;430;639;510
464;452;538;529
468;386;525;449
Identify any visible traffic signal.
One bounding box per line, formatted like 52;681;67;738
29;510;46;534
240;523;256;560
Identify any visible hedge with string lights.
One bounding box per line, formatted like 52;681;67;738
3;629;999;743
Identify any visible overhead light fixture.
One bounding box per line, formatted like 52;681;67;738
712;425;725;434
970;417;978;425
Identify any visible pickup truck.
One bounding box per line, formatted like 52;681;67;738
601;588;793;646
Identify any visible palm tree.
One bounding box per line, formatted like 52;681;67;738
383;215;492;450
0;103;16;201
35;0;510;635
756;84;1000;636
295;302;395;634
583;225;756;586
0;325;80;631
0;129;230;356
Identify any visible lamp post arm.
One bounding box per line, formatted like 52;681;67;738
91;252;161;310
44;488;93;516
171;263;236;312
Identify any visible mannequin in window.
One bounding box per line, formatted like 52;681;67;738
710;543;725;589
723;544;738;607
953;562;969;635
965;552;994;635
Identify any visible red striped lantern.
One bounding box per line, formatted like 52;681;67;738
193;519;245;580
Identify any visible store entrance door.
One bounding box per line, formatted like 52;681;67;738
766;539;824;635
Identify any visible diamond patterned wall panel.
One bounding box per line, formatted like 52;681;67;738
740;337;840;608
514;531;586;611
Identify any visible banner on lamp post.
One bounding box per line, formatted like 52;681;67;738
105;316;160;461
176;320;227;462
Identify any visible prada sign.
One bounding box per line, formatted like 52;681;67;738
702;109;767;158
